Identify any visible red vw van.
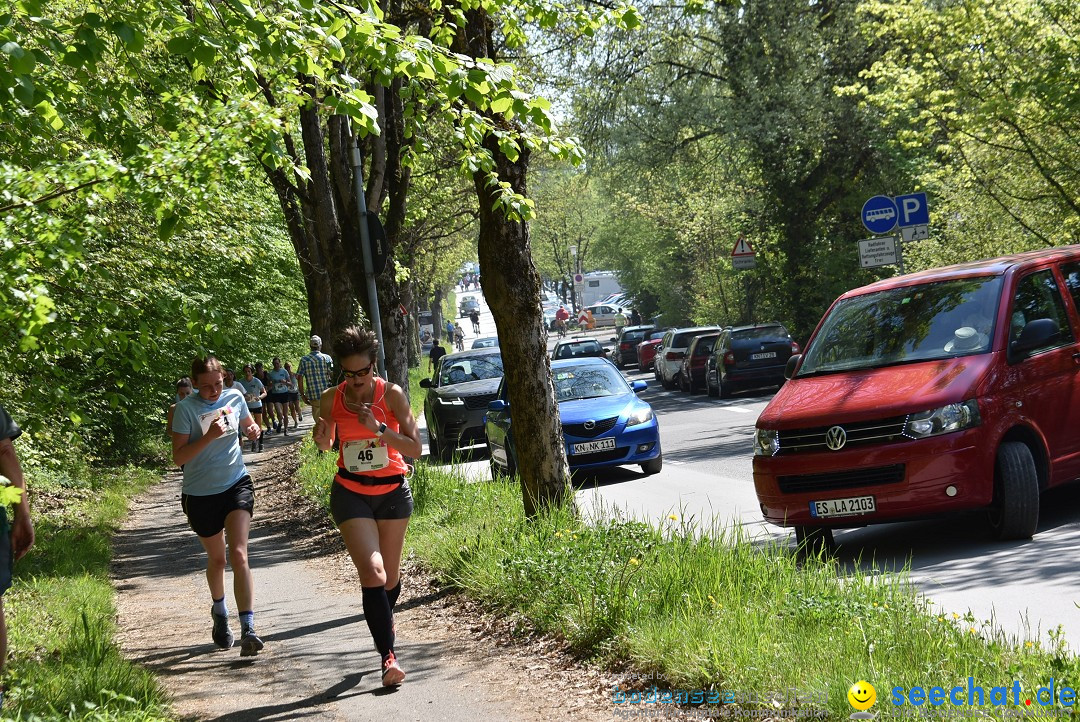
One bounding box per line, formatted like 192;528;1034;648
753;246;1080;548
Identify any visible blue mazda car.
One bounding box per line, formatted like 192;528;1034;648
485;357;662;479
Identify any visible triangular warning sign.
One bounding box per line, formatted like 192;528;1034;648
731;236;754;256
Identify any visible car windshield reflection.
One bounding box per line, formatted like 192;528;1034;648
552;364;629;401
798;276;1003;376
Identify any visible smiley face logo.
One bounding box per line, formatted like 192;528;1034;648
848;680;877;711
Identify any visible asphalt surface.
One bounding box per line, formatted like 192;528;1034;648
446;287;1080;652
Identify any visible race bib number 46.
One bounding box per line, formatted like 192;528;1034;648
343;439;389;473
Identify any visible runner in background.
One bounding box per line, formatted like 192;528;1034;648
284;362;302;427
224;369;248;445
171;357;264;657
254;362;275;434
267;357;291;436
167;378;193;448
240;365;266;453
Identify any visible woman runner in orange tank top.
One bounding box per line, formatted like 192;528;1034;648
312;326;421;687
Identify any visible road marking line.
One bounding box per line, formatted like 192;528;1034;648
722;407;752;413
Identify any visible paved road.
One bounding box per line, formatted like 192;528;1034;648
437;286;1080;652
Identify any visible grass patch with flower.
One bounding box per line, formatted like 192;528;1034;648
295;445;1079;719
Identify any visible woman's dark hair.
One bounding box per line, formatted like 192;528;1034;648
176;377;192;389
190;356;222;381
335;326;379;361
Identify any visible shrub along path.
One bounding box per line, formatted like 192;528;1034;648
112;417;612;721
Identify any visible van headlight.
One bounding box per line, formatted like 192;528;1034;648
628;407;654;426
754;428;779;456
904;400;981;439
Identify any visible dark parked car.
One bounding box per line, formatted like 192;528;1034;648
706;324;798;398
420;349;504;462
459;296;480;317
679;332;721;393
636;329;668;372
613;325;654;368
551;338;609;360
485;357;661;479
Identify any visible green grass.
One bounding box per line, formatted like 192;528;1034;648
407;366;427;420
381;461;1074;719
3;464;172;721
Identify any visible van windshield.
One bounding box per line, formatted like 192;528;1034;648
798;276;1003;376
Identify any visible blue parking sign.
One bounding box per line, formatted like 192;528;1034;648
894;192;929;228
862;195;898;234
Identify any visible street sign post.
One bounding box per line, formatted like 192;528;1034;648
861;195;899;235
859;236;900;269
731;235;756;271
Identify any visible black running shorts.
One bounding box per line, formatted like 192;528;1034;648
330;477;413;524
267;392;290;405
181;475;255;538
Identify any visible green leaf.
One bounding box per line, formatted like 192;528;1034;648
489;95;513;114
158;213;180;241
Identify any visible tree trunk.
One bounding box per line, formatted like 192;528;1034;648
456;9;571;516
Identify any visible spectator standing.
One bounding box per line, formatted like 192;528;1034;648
445;320;454;344
298;335;335;423
630;308;642;326
614;309;628;336
0;403;36;701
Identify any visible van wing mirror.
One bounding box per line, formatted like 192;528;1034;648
785;354;803;380
1010;318;1060;357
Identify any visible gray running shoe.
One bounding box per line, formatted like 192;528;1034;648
212;610;234;649
239;632;264;657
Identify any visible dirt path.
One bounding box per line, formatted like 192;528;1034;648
112;417;616;721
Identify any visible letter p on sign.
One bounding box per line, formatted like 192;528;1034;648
894;192;929;228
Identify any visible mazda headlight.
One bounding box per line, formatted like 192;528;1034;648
754;428;779;456
628;407;654;426
904;400;981;439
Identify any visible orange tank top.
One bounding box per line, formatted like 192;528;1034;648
332;377;409;495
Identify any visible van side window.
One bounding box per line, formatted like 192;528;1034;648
1009;270;1074;350
1060;262;1080;313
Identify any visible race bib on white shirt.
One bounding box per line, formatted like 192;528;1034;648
198;406;239;437
343;439;389;472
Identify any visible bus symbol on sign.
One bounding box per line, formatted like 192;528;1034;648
861;195;899;234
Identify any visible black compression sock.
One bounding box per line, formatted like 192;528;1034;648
361;586;394;657
386;580;402;610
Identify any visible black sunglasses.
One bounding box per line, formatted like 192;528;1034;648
342;363;375;379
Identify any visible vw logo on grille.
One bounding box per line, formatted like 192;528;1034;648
583;420;596;430
825;425;847;451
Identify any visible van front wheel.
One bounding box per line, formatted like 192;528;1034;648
988;441;1039;540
